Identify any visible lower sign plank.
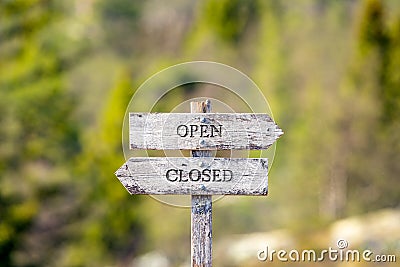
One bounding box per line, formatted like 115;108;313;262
115;157;268;195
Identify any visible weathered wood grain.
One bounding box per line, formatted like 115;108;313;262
129;112;283;150
191;100;213;267
115;157;268;196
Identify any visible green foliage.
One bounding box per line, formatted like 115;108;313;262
97;0;143;55
382;16;400;124
0;1;80;266
204;0;261;44
342;0;400;214
62;70;144;266
358;0;389;53
2;0;400;266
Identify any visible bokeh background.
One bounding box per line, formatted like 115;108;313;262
1;0;400;266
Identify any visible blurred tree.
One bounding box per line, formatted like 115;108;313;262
252;0;356;224
0;0;80;266
204;0;261;44
97;0;143;56
377;4;400;210
61;70;144;266
382;14;400;124
1;0;400;266
185;0;263;65
340;0;400;215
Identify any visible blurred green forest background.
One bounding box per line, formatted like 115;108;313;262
1;0;400;266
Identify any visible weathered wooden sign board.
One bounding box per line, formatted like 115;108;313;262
115;100;283;267
129;113;283;150
116;157;268;195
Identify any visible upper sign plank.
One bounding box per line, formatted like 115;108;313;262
129;113;283;150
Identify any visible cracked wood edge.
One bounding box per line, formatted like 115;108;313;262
129;112;283;150
115;157;268;196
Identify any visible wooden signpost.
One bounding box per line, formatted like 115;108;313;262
115;100;283;267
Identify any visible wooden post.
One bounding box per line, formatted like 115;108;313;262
191;100;212;267
115;98;283;265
